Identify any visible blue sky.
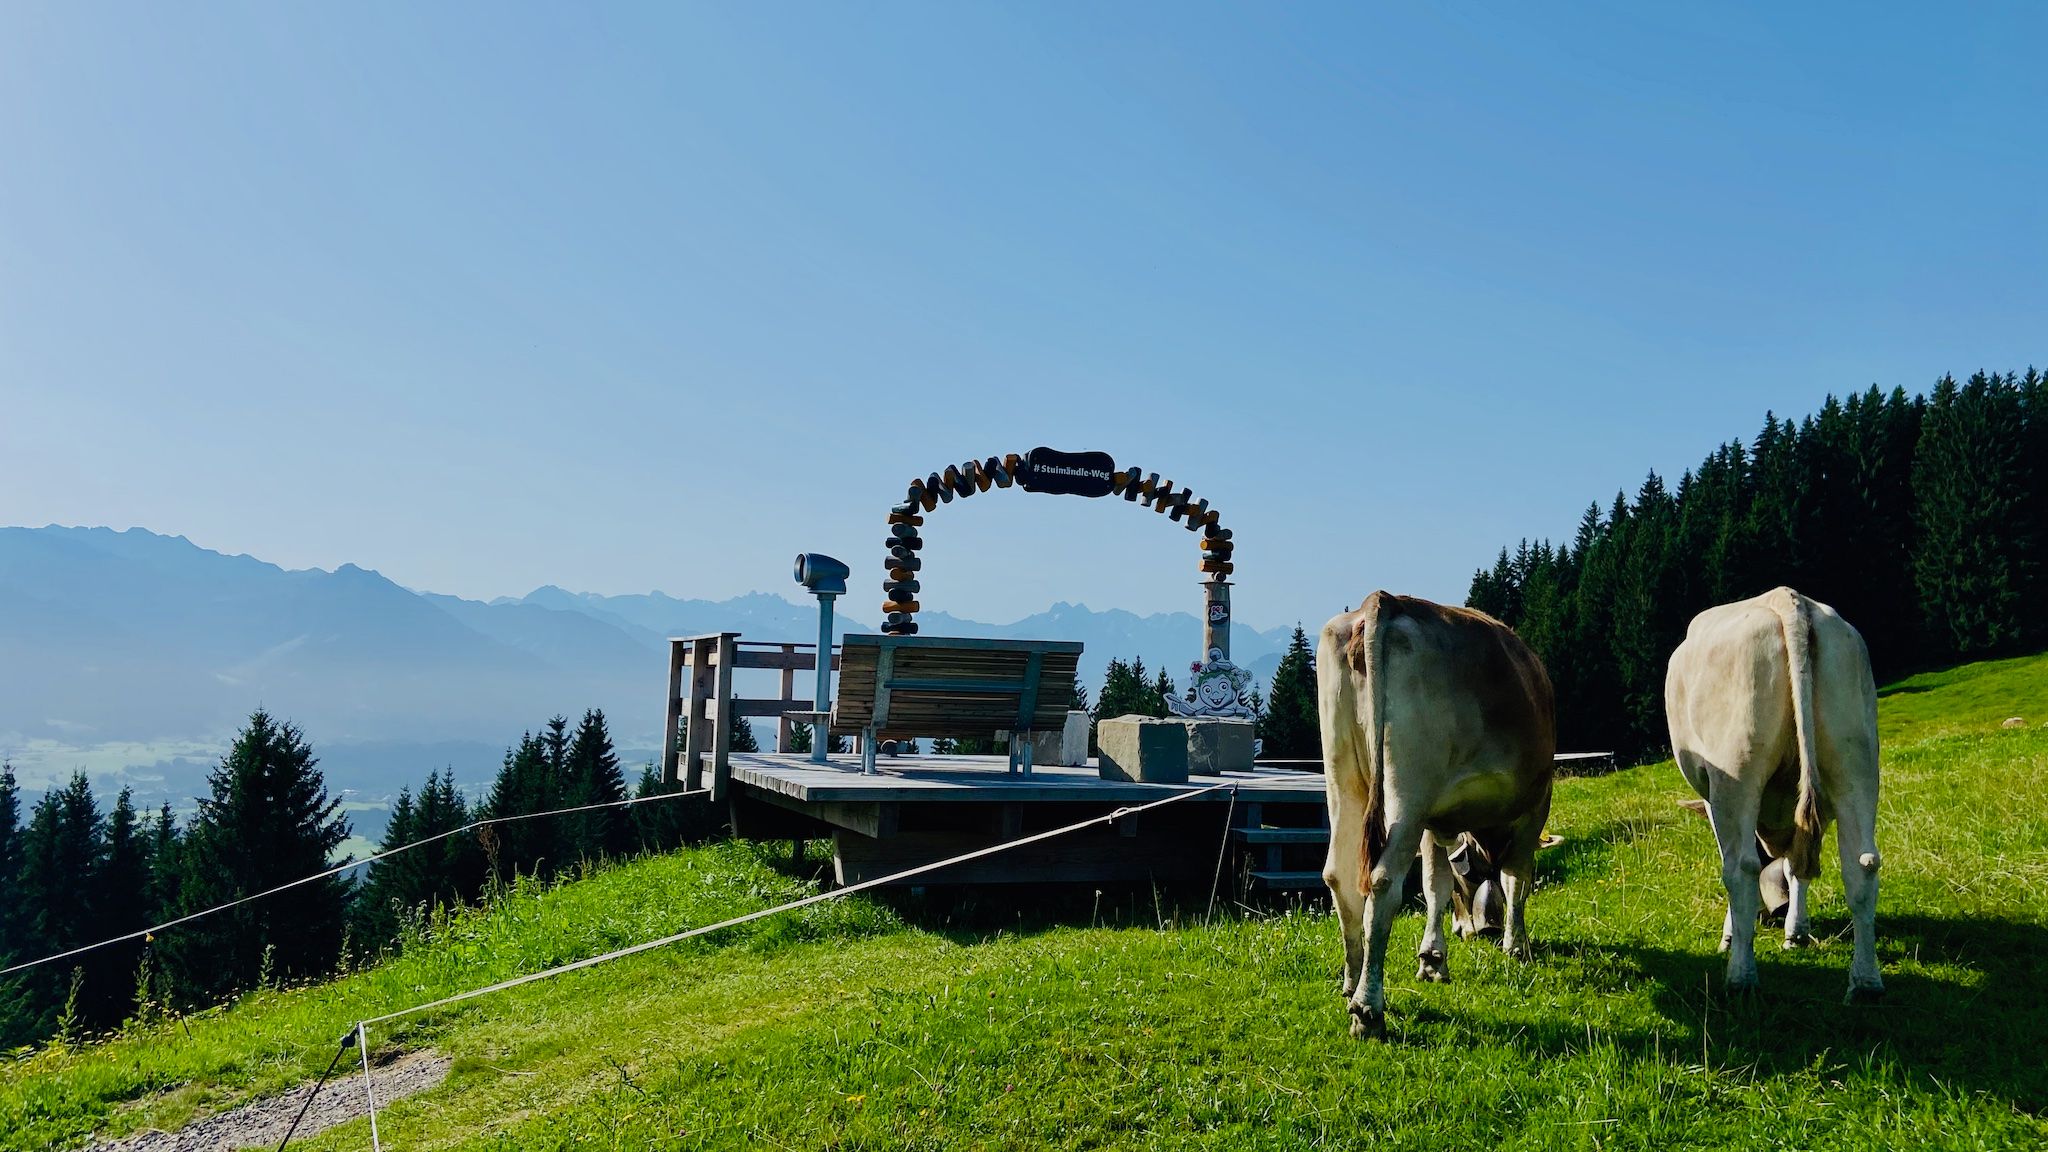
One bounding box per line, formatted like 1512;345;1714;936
3;3;2042;630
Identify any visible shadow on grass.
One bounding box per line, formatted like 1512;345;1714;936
1511;915;2048;1113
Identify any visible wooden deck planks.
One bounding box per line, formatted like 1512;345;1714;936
728;751;1323;805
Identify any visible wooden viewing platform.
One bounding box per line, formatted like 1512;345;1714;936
723;750;1328;887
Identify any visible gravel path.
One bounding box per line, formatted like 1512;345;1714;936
85;1049;450;1151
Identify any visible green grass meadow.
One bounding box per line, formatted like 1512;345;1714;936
4;655;2046;1150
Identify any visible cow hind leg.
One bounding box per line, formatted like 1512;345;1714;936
1349;818;1427;1040
1416;831;1454;983
1323;798;1367;1000
1498;817;1543;962
1833;789;1884;1003
1708;790;1764;992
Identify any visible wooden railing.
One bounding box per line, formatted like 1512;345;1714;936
663;634;842;800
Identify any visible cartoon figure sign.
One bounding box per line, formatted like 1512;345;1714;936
1166;647;1256;720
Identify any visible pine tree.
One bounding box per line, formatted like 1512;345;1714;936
1094;657;1156;721
0;763;21;960
728;714;761;754
786;721;814;754
0;762;35;1045
929;736;957;755
18;772;123;1035
165;711;351;1003
354;768;482;951
93;788;151;1025
352;785;417;950
1259;624;1321;759
1149;669;1177;716
483;732;558;882
141;803;181;920
564;709;629;862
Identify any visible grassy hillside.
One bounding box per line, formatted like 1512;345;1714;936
5;654;2046;1150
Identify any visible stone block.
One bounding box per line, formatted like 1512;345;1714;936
1096;716;1189;784
1173;718;1257;775
1028;709;1092;768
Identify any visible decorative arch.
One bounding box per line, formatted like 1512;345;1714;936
878;447;1235;635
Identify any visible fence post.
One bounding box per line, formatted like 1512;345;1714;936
711;633;737;801
684;637;713;791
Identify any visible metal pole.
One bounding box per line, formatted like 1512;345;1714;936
811;593;835;763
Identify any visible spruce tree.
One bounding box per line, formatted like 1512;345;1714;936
0;763;21;961
483;732;557;882
166;711;351;1003
352;786;418;949
1150;669;1178;716
355;768;481;951
1259;625;1322;759
141;802;181;921
565;709;629;861
0;763;34;1045
16;773;139;1035
786;721;814;754
730;715;760;753
94;788;151;1025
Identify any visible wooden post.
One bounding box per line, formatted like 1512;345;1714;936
663;640;686;786
683;637;714;791
1202;579;1232;660
711;632;737;801
778;643;797;752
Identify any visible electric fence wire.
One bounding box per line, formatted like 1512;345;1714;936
1;786;712;978
329;780;1240;1151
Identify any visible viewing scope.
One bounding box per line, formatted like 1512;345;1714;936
792;553;849;596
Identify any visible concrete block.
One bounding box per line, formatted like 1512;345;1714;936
1173;718;1257;775
1096;716;1189;784
1029;709;1092;768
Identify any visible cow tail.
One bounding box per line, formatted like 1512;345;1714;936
1355;592;1393;892
1773;588;1826;880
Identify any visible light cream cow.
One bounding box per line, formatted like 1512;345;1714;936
1318;592;1556;1038
1666;587;1883;1003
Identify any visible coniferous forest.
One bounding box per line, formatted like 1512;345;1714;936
1468;371;2047;761
0;706;712;1049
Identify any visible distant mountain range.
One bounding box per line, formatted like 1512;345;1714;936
0;526;1296;803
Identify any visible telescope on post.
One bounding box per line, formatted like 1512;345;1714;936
793;553;848;762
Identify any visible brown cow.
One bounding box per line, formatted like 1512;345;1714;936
1318;592;1556;1038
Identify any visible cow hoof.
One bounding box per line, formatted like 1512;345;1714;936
1347;1001;1385;1040
1783;931;1815;950
1726;973;1759;996
1416;951;1450;983
1845;981;1886;1006
1503;940;1532;963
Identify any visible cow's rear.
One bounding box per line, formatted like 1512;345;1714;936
1318;592;1555;1038
1665;586;1883;1003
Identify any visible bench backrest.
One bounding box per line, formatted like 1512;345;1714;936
831;634;1083;739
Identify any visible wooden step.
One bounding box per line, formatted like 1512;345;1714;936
1249;870;1325;889
1230;827;1330;844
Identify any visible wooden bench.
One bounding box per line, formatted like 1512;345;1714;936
829;635;1084;775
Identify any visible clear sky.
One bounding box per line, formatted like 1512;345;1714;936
3;3;2042;630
